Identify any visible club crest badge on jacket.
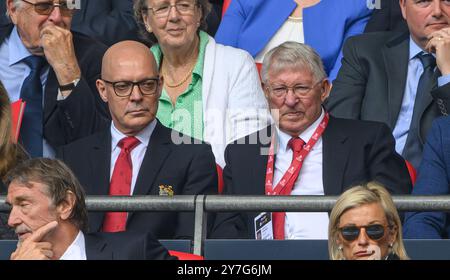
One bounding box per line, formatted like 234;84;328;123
159;185;174;197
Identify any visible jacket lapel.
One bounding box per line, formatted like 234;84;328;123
90;131;112;195
43;69;58;124
88;131;111;232
322;117;350;195
417;69;441;143
127;122;172;222
253;127;272;195
382;32;410;129
85;233;113;260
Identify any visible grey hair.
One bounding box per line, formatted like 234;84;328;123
328;182;409;260
6;0;23;19
133;0;211;45
261;41;327;84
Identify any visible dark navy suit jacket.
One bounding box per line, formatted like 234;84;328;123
85;231;175;260
404;116;450;239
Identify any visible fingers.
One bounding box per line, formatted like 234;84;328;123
27;221;58;243
425;29;450;53
10;241;54;260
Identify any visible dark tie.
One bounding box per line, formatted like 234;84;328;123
103;136;140;232
403;53;436;169
19;55;46;158
273;137;305;240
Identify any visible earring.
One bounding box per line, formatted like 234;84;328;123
389;243;393;248
338;246;343;251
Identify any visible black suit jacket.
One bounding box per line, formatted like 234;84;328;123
0;24;110;151
57;121;218;239
70;0;139;46
211;116;412;239
325;31;450;169
85;231;175;260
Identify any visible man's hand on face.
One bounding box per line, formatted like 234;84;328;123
426;27;450;75
10;221;58;260
40;24;81;88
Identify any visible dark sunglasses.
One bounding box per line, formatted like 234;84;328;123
21;0;78;16
339;224;388;241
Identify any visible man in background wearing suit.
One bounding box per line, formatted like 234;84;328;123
0;0;109;158
211;42;411;240
364;0;408;33
403;116;450;239
58;40;217;239
326;0;450;170
5;158;174;260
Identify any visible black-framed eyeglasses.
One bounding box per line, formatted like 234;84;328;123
142;1;198;18
102;78;160;97
266;80;324;99
21;0;79;16
339;224;390;242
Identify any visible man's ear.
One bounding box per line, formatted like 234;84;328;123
399;0;407;20
262;83;270;99
156;76;163;98
7;0;19;25
96;79;108;103
57;191;76;221
320;79;331;102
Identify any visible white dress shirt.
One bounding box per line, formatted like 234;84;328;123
273;109;329;240
59;231;87;260
110;120;156;195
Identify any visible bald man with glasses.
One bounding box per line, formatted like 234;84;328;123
57;40;217;240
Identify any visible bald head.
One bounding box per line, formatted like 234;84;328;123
101;40;158;80
97;40;162;136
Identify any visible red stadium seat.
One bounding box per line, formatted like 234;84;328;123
169;250;204;260
404;160;417;185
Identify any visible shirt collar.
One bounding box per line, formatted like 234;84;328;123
111;119;157;150
276;108;325;152
8;26;34;66
59;231;86;260
409;36;434;60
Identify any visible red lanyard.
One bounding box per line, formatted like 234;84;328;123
265;112;329;196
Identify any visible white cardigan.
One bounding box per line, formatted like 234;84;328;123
201;36;271;167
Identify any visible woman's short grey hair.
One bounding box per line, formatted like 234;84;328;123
328;182;409;260
261;41;327;84
133;0;211;45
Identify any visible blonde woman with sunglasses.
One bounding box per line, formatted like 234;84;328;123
328;182;409;260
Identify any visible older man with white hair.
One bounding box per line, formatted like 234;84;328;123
212;42;412;240
0;0;109;158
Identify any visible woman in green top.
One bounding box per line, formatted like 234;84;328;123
134;0;270;167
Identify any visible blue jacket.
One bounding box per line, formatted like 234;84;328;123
214;0;372;81
404;116;450;239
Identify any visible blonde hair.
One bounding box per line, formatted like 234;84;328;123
0;82;27;180
328;182;409;260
